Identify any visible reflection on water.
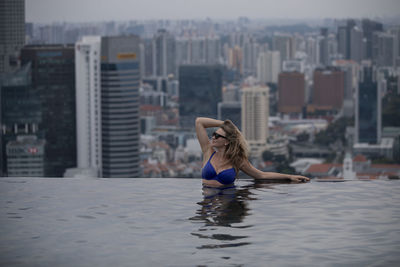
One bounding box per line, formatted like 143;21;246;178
189;182;275;249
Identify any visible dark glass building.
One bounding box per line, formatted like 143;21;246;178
0;63;42;176
20;45;76;177
101;36;140;178
179;65;223;128
357;67;380;144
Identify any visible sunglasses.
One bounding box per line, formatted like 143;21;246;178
212;132;227;139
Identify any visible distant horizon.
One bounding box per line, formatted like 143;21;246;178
25;15;400;25
26;0;400;24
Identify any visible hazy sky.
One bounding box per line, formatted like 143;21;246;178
26;0;400;23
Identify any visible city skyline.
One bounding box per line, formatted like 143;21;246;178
26;0;400;23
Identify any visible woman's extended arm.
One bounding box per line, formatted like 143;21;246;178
195;117;224;153
240;160;310;183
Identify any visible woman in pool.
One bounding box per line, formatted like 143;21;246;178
196;117;310;187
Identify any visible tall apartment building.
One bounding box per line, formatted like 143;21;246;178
272;34;296;61
153;29;176;77
241;86;269;157
278;72;305;114
21;45;76;177
257;51;281;84
0;0;25;73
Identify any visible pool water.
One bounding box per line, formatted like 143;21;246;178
1;178;400;266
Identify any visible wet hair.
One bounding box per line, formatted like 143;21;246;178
220;119;249;173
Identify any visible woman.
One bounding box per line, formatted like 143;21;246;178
196;117;310;187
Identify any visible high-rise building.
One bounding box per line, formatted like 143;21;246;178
0;63;41;176
362;19;383;59
153;29;176;77
228;46;243;74
6;135;45;177
243;37;259;75
241;86;269;157
21;45;76;177
75;36;102;177
305;37;319;65
338;20;356;60
319;28;330;66
355;66;382;144
273;34;296;62
179;65;223;127
313;67;345;110
101;36;141;178
278;72;305;114
0;0;25;73
333;60;360;117
257;51;281;84
350;26;363;63
372;32;397;67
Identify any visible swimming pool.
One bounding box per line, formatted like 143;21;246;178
1;178;400;266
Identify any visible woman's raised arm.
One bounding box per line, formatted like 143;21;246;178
195;117;224;153
240;160;310;183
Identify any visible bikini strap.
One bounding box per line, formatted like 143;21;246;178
208;151;216;162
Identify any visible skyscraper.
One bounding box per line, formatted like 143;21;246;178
372;32;397;67
21;45;76;177
101;36;141;178
153;29;176;77
362;19;383;59
241;86;269;157
278;72;305;114
273;34;296;62
319;28;329;66
0;63;42;176
0;0;25;73
179;65;223;127
337;20;363;62
75;36;102;177
257;51;281;84
355;66;381;144
313;68;345;110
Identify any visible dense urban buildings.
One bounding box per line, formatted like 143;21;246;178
2;9;400;178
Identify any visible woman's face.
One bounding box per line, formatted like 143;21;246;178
211;128;229;148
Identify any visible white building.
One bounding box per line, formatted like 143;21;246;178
241;86;269;157
257;51;281;84
74;36;102;177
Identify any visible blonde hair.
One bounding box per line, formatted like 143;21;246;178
220;120;249;173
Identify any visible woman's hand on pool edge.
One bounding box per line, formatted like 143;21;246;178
289;175;310;183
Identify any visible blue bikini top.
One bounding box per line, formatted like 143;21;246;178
201;151;236;185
